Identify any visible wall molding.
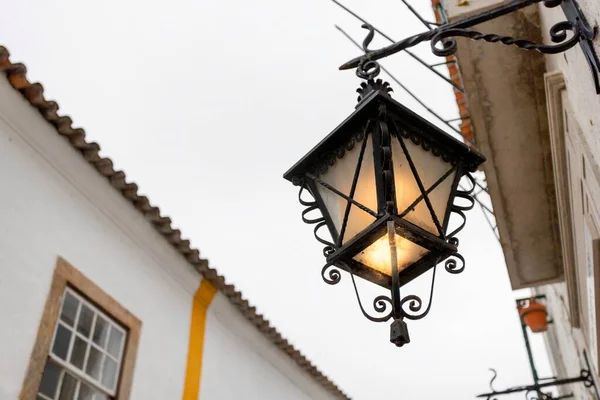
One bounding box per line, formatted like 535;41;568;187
544;70;581;328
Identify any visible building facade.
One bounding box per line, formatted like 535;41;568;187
436;0;600;397
0;47;348;400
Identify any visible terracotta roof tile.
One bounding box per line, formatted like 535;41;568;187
0;46;350;400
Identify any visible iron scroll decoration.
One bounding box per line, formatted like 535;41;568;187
339;0;600;94
478;353;599;399
476;296;600;399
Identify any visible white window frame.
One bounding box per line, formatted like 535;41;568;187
558;80;600;373
39;287;127;400
545;71;580;327
582;214;600;370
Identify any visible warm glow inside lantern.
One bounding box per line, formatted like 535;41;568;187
284;86;485;290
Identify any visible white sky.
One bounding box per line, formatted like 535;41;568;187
0;0;557;398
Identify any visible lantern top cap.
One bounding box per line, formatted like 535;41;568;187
283;90;485;183
356;79;393;105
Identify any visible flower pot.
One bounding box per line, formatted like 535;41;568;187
519;301;548;333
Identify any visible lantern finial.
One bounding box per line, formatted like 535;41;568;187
390;318;410;347
356;79;393;104
355;24;393;105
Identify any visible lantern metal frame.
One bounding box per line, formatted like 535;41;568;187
284;54;485;345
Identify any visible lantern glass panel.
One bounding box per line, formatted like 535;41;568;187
391;136;456;235
316;134;377;243
352;232;430;276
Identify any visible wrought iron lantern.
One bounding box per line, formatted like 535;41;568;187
283;56;485;346
284;0;599;349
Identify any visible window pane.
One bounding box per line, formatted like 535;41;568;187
107;327;124;359
85;346;104;380
52;325;72;360
92;316;109;349
95;394;109;400
101;357;118;390
69;337;87;370
38;360;61;398
77;304;95;338
58;373;78;400
60;292;79;327
77;382;94;400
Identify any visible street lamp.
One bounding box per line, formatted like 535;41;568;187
283;45;485;346
284;0;599;347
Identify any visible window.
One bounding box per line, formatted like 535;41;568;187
561;91;600;372
21;258;141;400
37;288;127;400
582;216;600;368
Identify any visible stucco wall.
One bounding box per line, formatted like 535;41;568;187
203;295;334;400
534;284;593;398
539;2;600;148
0;73;335;399
440;0;566;289
535;1;600;397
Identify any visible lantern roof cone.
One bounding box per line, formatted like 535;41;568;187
283;88;485;185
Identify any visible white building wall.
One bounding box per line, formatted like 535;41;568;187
534;283;592;398
202;295;333;400
534;2;600;398
0;72;336;399
539;3;600;149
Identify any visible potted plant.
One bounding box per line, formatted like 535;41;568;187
518;298;548;333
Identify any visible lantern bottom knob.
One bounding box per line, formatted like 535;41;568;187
390;319;410;347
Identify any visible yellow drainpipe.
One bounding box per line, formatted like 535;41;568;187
182;279;218;400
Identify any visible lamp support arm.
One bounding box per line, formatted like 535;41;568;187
340;0;545;70
476;373;593;398
476;351;600;399
339;0;600;93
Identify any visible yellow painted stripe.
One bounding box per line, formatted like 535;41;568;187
183;279;218;400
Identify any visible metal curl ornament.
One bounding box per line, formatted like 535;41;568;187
321;262;342;285
356;59;381;81
350;271;394;322
488;369;499;393
298;183;336;254
355;23;383;82
447;173;476;238
445;252;466;274
429;21;580;57
400;266;437;320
